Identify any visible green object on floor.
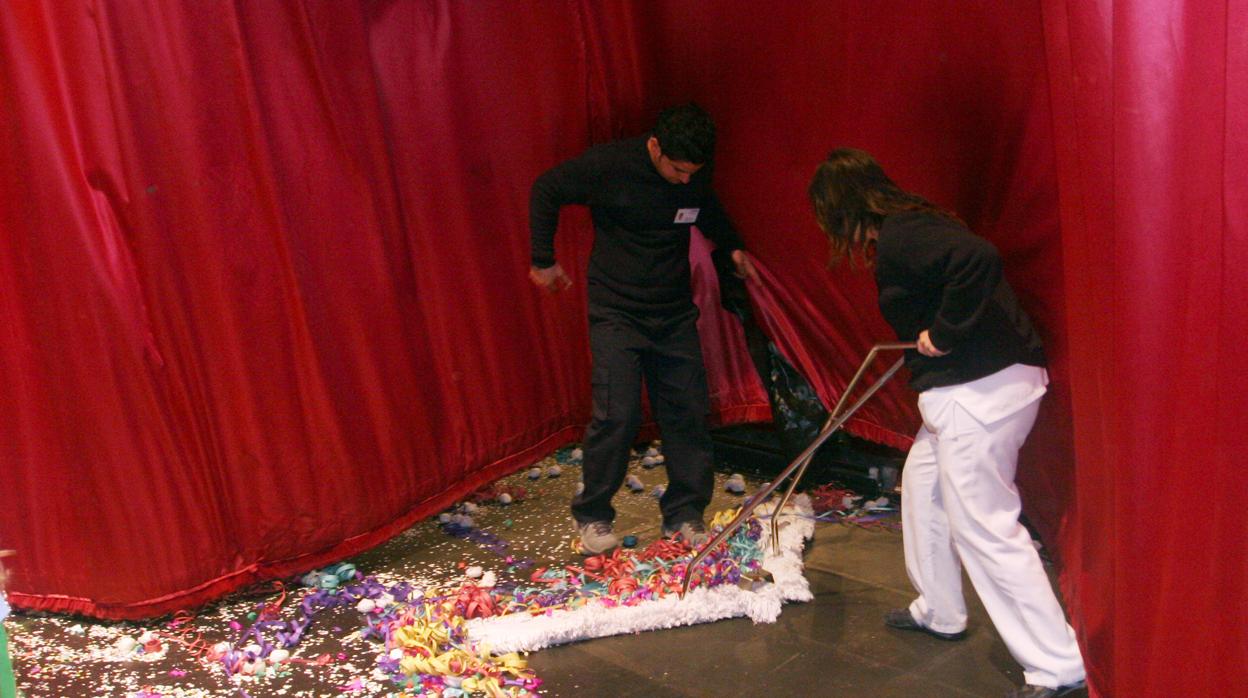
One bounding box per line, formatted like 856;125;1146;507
0;623;17;698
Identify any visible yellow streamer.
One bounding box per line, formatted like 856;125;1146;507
710;507;742;529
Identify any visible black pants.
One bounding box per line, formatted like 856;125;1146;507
572;307;714;529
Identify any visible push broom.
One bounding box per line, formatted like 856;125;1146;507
465;342;914;652
681;342;915;597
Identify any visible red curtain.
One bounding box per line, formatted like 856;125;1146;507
3;1;1246;693
0;0;645;618
1043;1;1248;694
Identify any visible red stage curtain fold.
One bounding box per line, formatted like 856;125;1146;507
1042;1;1248;694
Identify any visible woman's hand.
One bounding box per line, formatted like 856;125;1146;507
917;330;949;357
529;263;572;293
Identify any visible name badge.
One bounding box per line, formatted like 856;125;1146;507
674;208;700;224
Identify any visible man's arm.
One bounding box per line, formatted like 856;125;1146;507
529;151;600;281
698;191;757;282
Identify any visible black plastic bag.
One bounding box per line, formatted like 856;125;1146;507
713;249;830;458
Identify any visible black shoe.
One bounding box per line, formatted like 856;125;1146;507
883;608;967;641
1004;681;1086;698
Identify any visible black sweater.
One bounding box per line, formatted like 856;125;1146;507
530;135;745;316
875;212;1046;392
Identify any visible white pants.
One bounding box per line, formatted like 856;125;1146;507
902;364;1085;689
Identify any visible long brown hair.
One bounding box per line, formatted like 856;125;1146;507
808;148;960;267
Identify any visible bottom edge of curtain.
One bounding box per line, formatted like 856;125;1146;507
7;407;911;620
7;424;588;621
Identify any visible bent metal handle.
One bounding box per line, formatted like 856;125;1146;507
766;340;916;553
679;341;916;598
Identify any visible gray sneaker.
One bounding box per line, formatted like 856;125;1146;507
663;519;709;548
574;520;619;555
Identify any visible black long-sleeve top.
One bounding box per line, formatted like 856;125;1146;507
875;211;1046;392
530;135;745;316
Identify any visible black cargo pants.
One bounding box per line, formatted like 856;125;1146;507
572;306;714;529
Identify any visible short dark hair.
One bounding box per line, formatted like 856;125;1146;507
652;103;716;164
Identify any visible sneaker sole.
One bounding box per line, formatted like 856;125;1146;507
574;539;619;556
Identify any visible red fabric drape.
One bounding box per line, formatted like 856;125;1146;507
4;1;1246;692
1043;1;1248;694
0;0;653;618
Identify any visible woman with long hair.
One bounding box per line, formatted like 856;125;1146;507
809;148;1085;698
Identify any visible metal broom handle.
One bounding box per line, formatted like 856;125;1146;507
679;341;915;598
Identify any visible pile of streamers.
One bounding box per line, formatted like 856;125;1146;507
373;594;539;696
196;562;541;696
808;483;860;515
195;506;768;697
808;483;901;531
439;521;533;573
473;508;765;617
370;506;766;694
205;564;410;679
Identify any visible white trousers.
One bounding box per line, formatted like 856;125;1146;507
902;364;1085;688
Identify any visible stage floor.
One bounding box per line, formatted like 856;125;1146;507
4;445;1081;697
530;518;1049;697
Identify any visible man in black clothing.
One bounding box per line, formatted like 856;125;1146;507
529;103;756;554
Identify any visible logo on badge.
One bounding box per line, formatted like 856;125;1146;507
674;208;700;224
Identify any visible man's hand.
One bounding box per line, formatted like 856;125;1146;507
917;330;949;357
529;263;572;293
730;249;758;283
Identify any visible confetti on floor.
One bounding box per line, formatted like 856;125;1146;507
3;444;844;697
